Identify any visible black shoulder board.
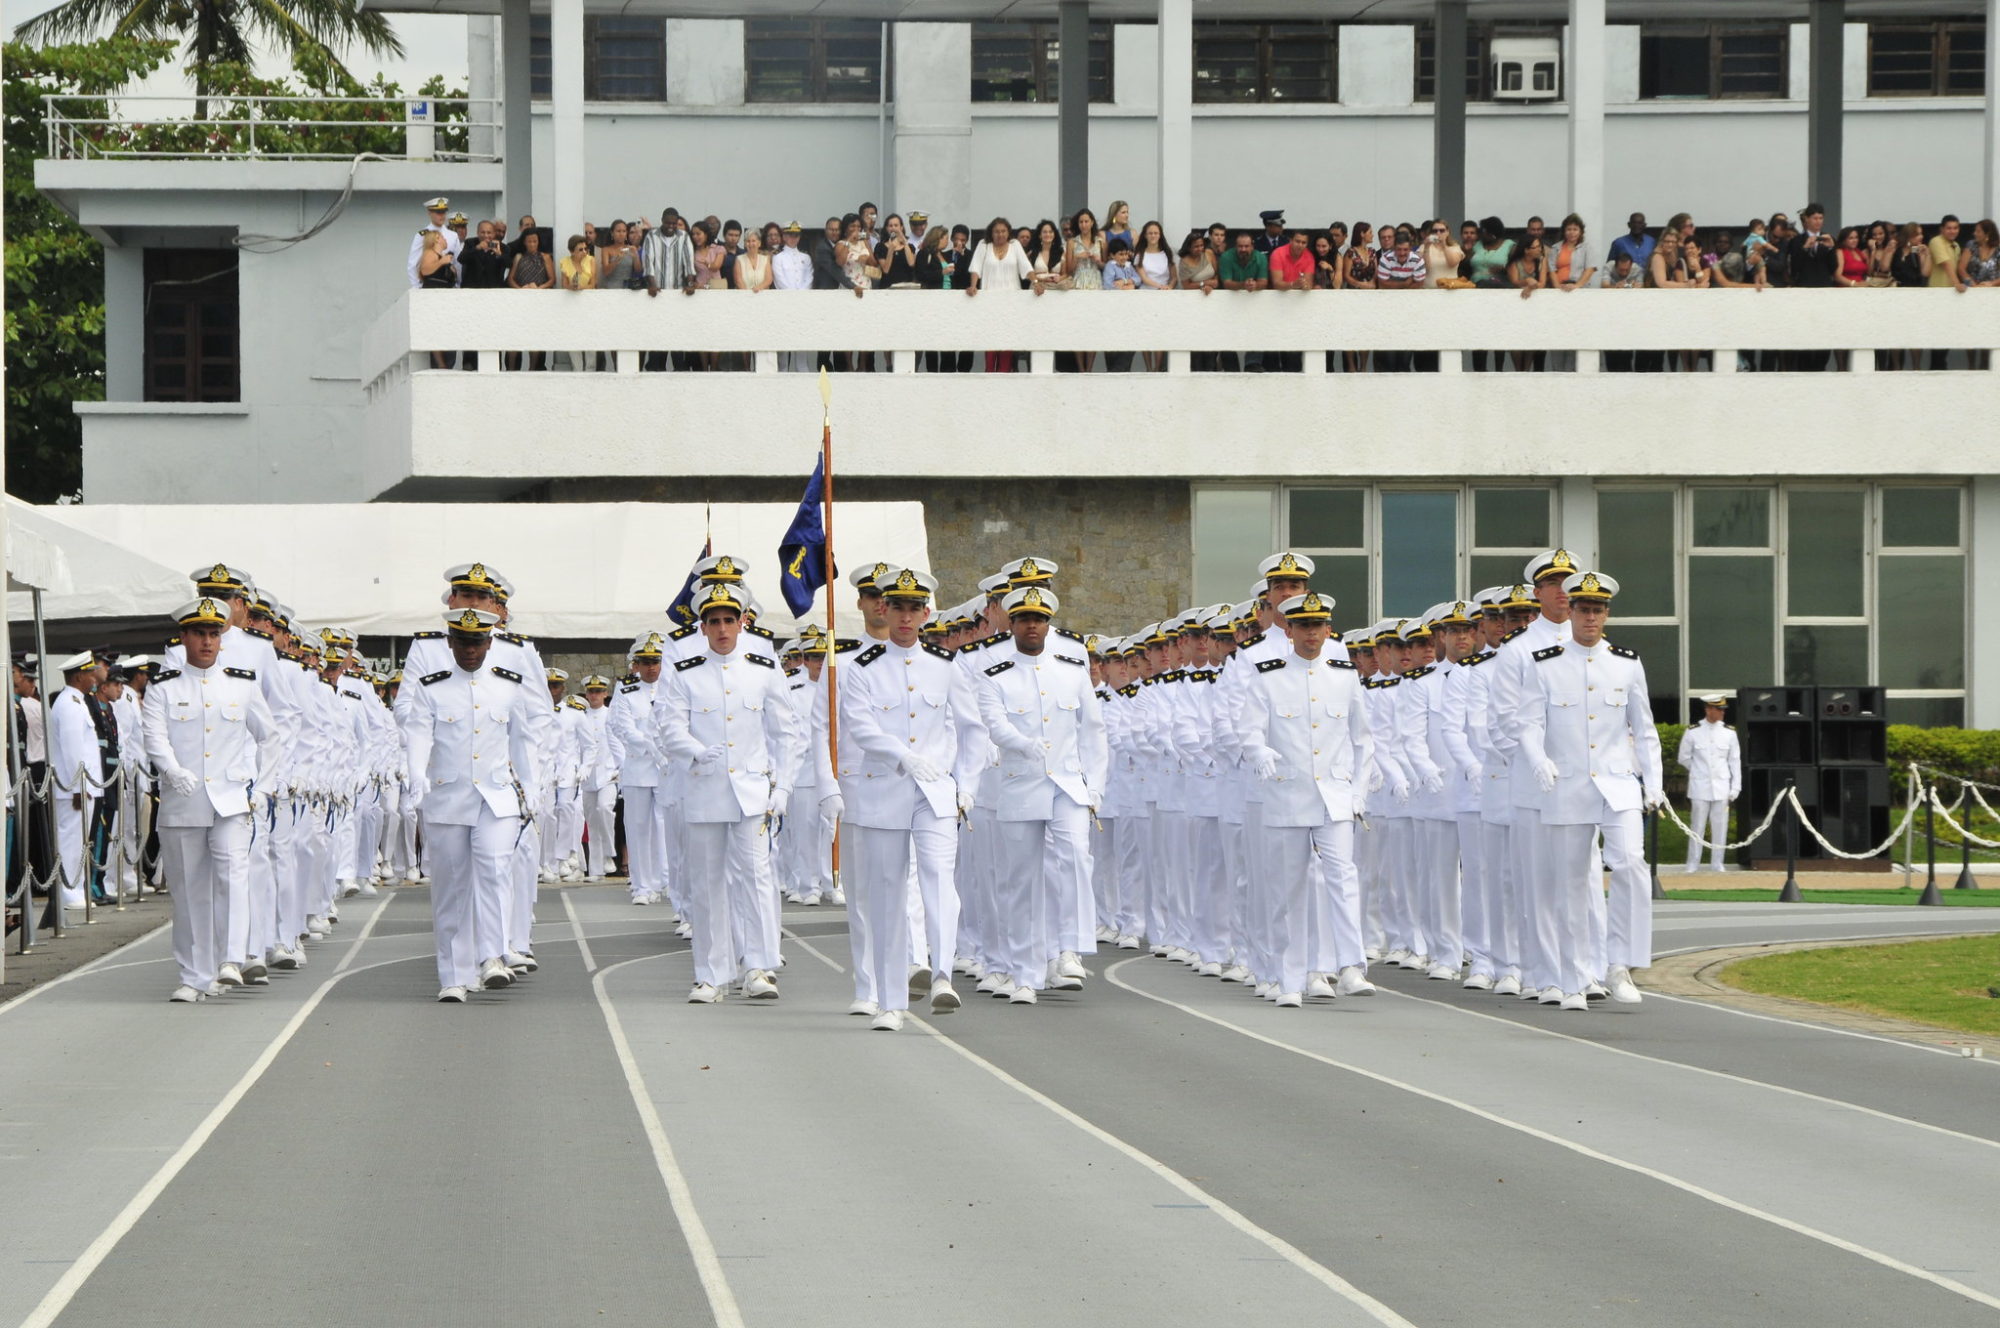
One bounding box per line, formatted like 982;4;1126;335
1501;626;1526;644
1117;683;1139;698
1329;658;1356;669
1164;669;1187;683
978;631;1007;649
1237;630;1265;649
341;688;362;700
1533;646;1564;663
619;683;640;694
1609;643;1638;660
498;631;527;646
834;638;861;654
674;656;705;672
984;660;1014;677
224;666;257;680
245;627;273;641
923;642;954;662
1256;658;1287;674
1054;627;1083;642
1460;651;1491;668
1403;664;1434;680
855;644;886;667
166;635;182;647
744;653;775;669
669;624;698;641
957;640;983;656
746;624;775;640
1054;653;1085;667
785;666;801;678
420;670;452;686
492;666;524;683
412;630;443;640
153;668;182;683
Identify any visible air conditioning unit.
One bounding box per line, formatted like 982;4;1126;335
1490;36;1561;101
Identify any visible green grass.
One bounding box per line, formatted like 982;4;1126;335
1719;935;2000;1036
1661;887;2000;906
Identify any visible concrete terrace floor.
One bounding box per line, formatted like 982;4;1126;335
5;888;1999;1328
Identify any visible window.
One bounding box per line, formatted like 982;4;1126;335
144;249;238;403
1867;20;1986;96
529;16;667;101
1468;486;1551;592
1193;22;1338;103
746;18;885;103
1414;25;1562;102
1287;488;1369;627
1192;487;1277;607
971;22;1113;103
1639;24;1787;99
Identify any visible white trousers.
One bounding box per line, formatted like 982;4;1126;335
1263;820;1358;996
1544;809;1650;993
1089;814;1116;932
621;784;668;900
1510;812;1553;993
846;809;958;1011
583;785;618;877
1185;814;1227;965
56;792;94;907
992;797;1090;988
1415;817;1462;967
423;805;514;990
684;817;776;988
1457;814;1490;975
240;801;276;962
271;798;305;947
507;815;538;954
161;816;251;989
1375;816;1420;957
1112;807;1150;938
1685;799;1730;870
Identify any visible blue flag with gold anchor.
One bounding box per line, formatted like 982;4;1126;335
666;534;712;627
777;458;832;617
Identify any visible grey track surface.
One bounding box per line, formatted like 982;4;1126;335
6;892;1998;1328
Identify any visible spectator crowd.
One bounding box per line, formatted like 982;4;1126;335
411;199;2000;375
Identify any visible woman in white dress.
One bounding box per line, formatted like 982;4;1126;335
966;216;1037;373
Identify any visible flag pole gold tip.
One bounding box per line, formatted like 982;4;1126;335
817;367;832;414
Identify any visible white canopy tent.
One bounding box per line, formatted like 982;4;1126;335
23;501;930;641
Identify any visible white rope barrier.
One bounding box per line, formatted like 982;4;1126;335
1781;782;1929;861
1655;784;1797;852
1924;789;2000;850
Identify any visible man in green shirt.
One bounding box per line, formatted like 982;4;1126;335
1218;231;1270;372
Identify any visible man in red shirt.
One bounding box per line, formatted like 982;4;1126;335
1265;228;1316;372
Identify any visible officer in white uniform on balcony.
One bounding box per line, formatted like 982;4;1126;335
408;195;461;288
1677;693;1741;872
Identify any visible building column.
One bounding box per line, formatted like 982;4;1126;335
1986;0;2000;221
892;23;972;228
1156;0;1191;237
1431;0;1468;227
1566;0;1605;233
1058;0;1091;220
1971;477;2000;727
550;0;586;232
467;16;496;162
500;0;532;222
1806;0;1844;219
1559;477;1599;569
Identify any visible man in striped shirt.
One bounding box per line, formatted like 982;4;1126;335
1376;228;1428;370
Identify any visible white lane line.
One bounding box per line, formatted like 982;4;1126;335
780;926;846;974
591;954;744;1328
1367;984;2000;1150
1641;989;2000;1068
332;892;394;974
0;922;174;1017
561;892;597;972
1106;958;2000;1315
18;893;397;1328
781;938;1411;1326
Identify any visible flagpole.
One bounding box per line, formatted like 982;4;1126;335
817;368;840;898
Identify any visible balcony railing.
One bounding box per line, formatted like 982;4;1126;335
42;95;502;162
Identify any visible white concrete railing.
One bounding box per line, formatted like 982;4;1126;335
364;286;2000;387
42;94;502;162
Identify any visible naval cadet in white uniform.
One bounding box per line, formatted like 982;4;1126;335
141;598;281;1002
1677;694;1741;872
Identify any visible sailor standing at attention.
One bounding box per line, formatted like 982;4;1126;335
1677;694;1740;872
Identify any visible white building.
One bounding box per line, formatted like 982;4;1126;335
29;0;2000;724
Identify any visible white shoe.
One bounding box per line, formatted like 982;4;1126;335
674;922;692;939
1046;961;1083;992
848;999;881;1017
1253;982;1276;1000
975;972;1005;995
991;977;1019;999
801;893;821;906
559;868;583;883
826;888;846;906
244;967;270;987
1057;952;1088;980
1607;966;1642;1005
537;868;557;884
1398;952;1428;971
306;916;330;937
1365;946;1383;963
1559;993;1589;1012
631;893;651;906
1219;964;1250;984
502;950;536;975
1493;974;1522;997
784;891;806;904
437;986;468;1003
326;904;339;922
403;869;422;884
1463;972;1494;991
1095;926;1116;943
1306;974;1337;999
1009;985;1038;1005
204;981;227;997
1584;981;1609;1002
1536;986;1564;1005
952;957;976;976
1198;961;1223;978
1116;934;1141;951
908;965;932;999
930;980;961;1013
1274;991;1303;1008
269;947;300;971
478;958;513;990
743;970;779;1000
687;982;720;1004
1150;944;1170;957
1383;948;1412;966
1336;966;1377;997
339;881;359;899
168;985;205;1003
355;881;380;898
1426;962;1458;981
870;1008;904;1031
216;963;244;987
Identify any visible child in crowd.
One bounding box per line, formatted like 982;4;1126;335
1104;244;1141;291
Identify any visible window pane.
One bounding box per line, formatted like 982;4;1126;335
822;22;884;101
1691;486;1770;547
1469;555;1524;597
972;24;1038;101
1869;25;1937;94
1597;490;1676;616
1193;489;1273;605
1881;486;1960;547
530;14;551;97
1785;489;1865;617
1886;696;1965;727
1380;490;1459;614
1193;25;1260;102
1288;487;1365;549
1266;25;1336;102
1944;23;1985;94
1785;624;1869;686
1606;623;1681;721
1473;486;1549;548
1688;555;1775;690
591;17;665;101
1717;31;1785;96
1316;555;1371;633
1639;31;1709;98
1878;555;1965;689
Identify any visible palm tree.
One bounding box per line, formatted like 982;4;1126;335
16;0;404;109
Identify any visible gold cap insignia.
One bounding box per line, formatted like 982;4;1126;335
455;610;483;631
1578;572;1603;594
209;563;230;583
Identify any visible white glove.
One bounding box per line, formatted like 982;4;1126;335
1367;766;1385;794
765;789;787;818
1249;748;1279;782
170;770;201;798
1390;777;1412;804
1460;762;1483;784
1534;759;1559;793
1642;787;1666;813
902;754;944;784
693;744;726;771
819;792;845;823
1421;772;1446;796
956;789;975;813
1084;789;1103;813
